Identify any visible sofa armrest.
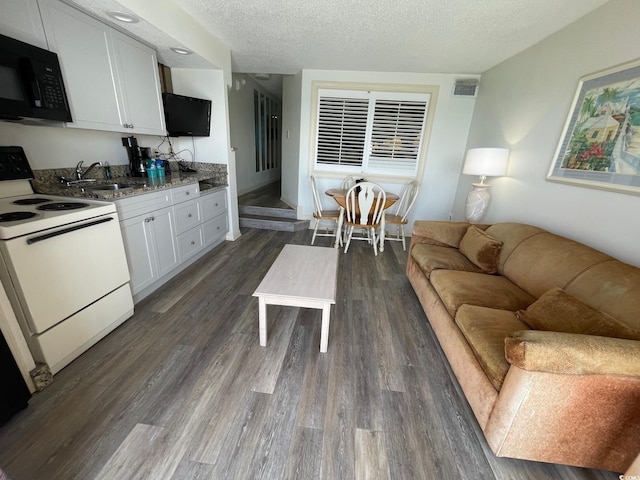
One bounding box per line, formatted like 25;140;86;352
411;221;472;248
505;330;640;377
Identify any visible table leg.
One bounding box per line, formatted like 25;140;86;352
334;207;344;249
258;297;267;346
320;303;331;353
379;215;386;252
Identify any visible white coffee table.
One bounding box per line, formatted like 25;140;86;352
253;244;339;353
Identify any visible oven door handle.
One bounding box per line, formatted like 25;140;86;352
26;217;114;245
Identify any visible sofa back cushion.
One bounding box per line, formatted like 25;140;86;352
483;223;546;273
516;287;640;340
565;260;640;332
487;226;612;299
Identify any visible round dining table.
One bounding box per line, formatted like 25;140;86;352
325;188;400;251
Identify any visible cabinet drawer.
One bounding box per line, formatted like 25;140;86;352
173;198;201;235
203;213;228;246
114;189;171;221
171;183;199;204
200;189;227;221
177;226;203;261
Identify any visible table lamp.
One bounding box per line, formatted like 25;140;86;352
462;147;509;223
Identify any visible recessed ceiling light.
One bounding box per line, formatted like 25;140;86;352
106;10;139;23
170;47;192;55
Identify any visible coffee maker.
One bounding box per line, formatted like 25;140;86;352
122;136;151;177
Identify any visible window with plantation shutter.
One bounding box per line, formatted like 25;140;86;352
313;87;432;178
316;96;368;167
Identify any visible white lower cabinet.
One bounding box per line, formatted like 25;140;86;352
119;206;179;295
200;189;228;246
115;184;228;302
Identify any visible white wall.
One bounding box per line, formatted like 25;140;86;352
171;68;240;240
281;72;302;209
293;70;479;232
171;69;230;165
228;73;281;196
452;0;640;266
0;121;161;170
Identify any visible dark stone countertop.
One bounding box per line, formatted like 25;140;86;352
31;173;227;201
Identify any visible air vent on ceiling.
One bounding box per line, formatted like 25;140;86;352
452;79;479;98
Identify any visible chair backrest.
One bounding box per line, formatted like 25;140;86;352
393;181;420;221
341;176;358;190
310;175;325;215
345;182;386;226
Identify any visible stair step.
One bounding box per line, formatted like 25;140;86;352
239;205;297;219
240;214;309;232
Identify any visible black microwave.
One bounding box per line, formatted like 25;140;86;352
0;33;72;123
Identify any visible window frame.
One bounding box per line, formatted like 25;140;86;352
309;81;439;183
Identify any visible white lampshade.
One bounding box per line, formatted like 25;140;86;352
462;148;509;177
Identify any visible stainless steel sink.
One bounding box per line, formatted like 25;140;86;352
86;183;135;191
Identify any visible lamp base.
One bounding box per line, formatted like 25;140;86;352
465;183;491;223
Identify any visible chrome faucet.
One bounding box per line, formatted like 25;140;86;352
76;161;102;180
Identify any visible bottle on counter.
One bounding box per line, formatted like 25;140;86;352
103;161;112;180
156;159;165;178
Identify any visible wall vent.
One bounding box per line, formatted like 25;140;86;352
452;79;479;98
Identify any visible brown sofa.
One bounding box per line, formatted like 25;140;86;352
406;220;640;472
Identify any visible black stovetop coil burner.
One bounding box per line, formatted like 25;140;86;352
0;212;37;222
37;202;89;211
12;198;51;205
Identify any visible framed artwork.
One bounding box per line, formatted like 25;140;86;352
547;58;640;195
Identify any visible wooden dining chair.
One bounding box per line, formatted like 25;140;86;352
343;182;386;256
310;175;343;246
384;180;419;250
340;176;358;190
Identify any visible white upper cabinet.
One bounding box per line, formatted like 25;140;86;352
37;0;166;135
0;0;48;49
111;31;166;135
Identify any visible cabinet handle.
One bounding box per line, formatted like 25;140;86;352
191;241;195;245
144;217;151;223
151;216;155;221
215;203;218;206
187;213;192;218
186;192;190;196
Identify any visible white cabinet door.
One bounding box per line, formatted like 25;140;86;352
1;0;48;49
111;30;166;135
120;215;156;295
38;0;166;135
39;0;124;131
149;207;179;278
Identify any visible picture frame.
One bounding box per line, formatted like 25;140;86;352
547;58;640;195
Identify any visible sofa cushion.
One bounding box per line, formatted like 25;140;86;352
497;231;613;299
516;287;640;340
565;260;640;333
411;244;483;278
505;330;640;376
430;270;536;317
411;221;477;248
455;305;530;390
459;226;503;274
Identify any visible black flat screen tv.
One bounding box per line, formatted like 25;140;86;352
162;93;211;137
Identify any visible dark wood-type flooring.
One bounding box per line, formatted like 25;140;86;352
238;181;291;209
0;227;619;479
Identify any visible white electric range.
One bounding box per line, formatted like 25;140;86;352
0;146;134;374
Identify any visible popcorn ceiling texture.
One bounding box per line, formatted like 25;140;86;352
68;0;608;74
